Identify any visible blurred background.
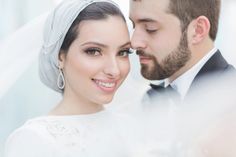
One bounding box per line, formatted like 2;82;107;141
0;0;236;156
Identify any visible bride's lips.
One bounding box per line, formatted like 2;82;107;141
92;79;117;93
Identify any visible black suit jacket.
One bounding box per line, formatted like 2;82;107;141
146;50;236;102
186;50;236;98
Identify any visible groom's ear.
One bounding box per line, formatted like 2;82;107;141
188;16;211;44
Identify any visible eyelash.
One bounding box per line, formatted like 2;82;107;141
146;29;157;34
84;48;101;56
84;48;133;57
118;48;133;57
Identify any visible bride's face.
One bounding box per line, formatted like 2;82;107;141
59;16;131;105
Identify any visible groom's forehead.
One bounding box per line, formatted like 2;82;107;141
129;0;171;19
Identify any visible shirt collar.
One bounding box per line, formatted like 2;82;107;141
169;47;218;99
150;47;218;100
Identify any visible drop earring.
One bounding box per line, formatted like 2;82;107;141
57;68;65;90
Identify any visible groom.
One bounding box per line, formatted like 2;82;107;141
127;1;236;155
129;0;236;102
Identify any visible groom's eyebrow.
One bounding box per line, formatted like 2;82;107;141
129;18;156;28
138;18;156;23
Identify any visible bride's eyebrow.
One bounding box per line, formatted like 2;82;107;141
81;42;107;48
119;42;131;49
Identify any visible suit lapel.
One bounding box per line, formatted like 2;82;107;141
194;50;229;77
187;50;231;97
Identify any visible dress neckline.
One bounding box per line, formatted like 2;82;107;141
34;108;110;120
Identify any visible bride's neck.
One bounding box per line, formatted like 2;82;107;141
49;92;104;116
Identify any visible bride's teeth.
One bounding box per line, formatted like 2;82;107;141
96;81;115;88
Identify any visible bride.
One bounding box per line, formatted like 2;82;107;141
4;0;133;156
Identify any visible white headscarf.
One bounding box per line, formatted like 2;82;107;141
39;0;119;93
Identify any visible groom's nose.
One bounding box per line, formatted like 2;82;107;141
131;29;147;50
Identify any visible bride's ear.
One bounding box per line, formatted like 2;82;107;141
58;51;66;69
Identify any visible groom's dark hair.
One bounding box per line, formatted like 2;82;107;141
131;0;221;41
168;0;221;41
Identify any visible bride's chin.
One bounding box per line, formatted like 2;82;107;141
102;97;114;105
98;95;115;105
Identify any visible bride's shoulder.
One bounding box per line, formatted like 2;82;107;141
6;116;58;143
5;116;82;156
14;116;81;139
4;117;58;157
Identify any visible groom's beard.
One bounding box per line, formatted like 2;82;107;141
138;30;191;80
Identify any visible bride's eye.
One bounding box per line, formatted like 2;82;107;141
84;48;102;56
118;48;133;57
146;29;157;34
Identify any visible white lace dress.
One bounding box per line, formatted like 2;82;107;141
5;110;130;157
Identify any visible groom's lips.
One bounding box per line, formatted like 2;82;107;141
139;55;152;64
136;50;152;64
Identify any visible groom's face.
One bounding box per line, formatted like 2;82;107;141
129;0;191;80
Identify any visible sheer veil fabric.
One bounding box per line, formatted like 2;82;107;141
0;13;47;99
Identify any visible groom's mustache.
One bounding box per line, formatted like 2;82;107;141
136;50;153;58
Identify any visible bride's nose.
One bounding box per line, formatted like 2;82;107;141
103;57;121;78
